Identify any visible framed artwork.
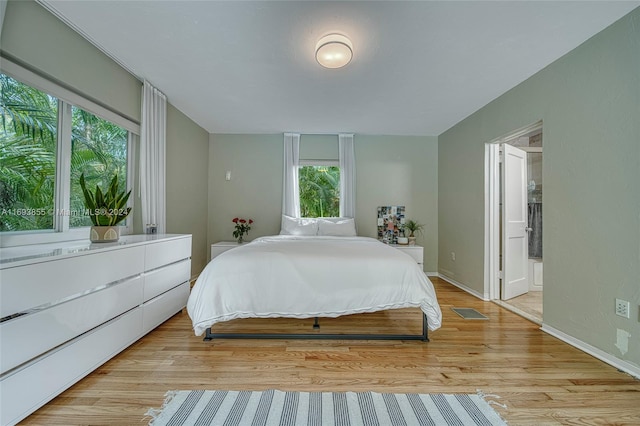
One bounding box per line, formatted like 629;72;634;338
377;206;405;244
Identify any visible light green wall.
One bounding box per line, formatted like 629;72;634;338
208;133;438;271
438;8;640;366
1;0;210;276
1;0;140;121
208;134;283;252
166;104;209;277
355;135;438;272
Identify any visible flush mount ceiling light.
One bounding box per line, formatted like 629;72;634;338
315;33;353;69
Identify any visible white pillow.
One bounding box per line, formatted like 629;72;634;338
280;215;318;236
317;218;357;237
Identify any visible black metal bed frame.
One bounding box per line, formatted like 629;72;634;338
203;312;429;342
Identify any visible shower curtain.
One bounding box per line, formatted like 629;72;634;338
528;202;542;258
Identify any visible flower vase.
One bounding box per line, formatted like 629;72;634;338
237;235;244;244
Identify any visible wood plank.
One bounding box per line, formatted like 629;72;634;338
19;278;640;425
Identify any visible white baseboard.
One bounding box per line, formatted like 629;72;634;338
541;324;640;380
437;273;489;301
425;271;438;277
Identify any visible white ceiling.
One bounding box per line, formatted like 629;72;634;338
40;1;639;136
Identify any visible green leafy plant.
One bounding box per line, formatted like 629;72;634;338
299;165;340;218
404;219;424;237
79;172;131;226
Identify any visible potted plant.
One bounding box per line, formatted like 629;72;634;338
403;219;424;246
80;173;132;242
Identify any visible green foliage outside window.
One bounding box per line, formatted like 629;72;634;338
0;73;128;232
69;107;127;227
1;74;57;231
299;165;340;218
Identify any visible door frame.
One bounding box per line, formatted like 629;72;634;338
484;120;542;300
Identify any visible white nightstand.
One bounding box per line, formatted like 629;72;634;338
390;244;423;267
211;241;246;260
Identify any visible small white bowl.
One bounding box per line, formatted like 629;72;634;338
397;237;409;245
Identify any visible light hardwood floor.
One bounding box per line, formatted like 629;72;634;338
496;291;543;324
21;278;640;425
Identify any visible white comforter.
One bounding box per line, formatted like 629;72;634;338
187;236;442;336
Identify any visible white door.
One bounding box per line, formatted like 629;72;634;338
501;144;529;300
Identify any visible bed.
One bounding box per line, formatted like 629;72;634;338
187;219;442;341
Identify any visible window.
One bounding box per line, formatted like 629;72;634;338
299;165;340;218
69;107;128;228
0;74;58;232
283;133;354;219
0;61;138;245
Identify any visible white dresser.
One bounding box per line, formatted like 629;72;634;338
0;234;191;426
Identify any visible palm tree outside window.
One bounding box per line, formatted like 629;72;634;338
298;165;340;218
1;72;130;235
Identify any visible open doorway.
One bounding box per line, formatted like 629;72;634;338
484;121;543;324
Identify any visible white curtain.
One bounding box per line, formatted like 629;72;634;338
339;133;356;218
140;80;167;233
282;133;301;218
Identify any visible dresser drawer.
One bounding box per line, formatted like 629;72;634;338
143;259;190;302
0;308;143;426
145;236;191;271
142;282;189;334
1;276;142;375
1;245;145;318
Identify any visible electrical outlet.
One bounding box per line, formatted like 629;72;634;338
451;252;456;261
615;299;630;318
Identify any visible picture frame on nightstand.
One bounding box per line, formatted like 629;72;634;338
377;206;405;244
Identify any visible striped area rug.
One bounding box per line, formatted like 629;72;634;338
147;389;507;426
